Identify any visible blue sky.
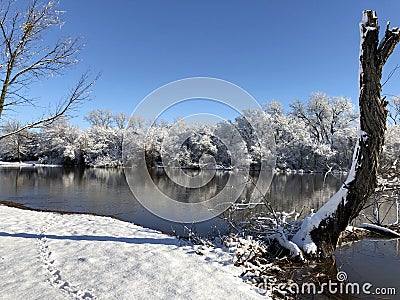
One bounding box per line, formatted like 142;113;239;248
11;0;400;127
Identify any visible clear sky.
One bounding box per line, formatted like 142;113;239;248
11;0;400;128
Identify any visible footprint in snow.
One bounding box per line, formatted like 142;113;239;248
37;214;97;300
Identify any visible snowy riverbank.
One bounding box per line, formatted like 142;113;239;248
0;161;61;167
0;205;268;300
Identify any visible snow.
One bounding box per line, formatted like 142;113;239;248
345;225;367;232
273;227;304;260
291;212;316;255
360;130;368;142
359;223;400;237
0;205;268;300
0;161;61;167
362;11;369;23
343;130;361;186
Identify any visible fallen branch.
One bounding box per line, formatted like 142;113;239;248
359;223;400;237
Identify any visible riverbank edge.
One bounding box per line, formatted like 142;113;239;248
0;161;349;175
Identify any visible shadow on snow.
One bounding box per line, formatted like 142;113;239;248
0;231;180;246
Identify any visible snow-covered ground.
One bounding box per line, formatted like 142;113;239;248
0;205;267;300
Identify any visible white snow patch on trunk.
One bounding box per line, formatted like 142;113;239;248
292;130;362;254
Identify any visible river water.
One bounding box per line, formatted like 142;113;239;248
0;167;342;233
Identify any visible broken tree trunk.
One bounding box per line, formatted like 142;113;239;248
292;10;400;258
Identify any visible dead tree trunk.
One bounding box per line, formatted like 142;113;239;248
292;11;400;258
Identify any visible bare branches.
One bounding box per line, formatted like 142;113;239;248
381;64;399;87
0;0;89;128
388;96;400;125
8;36;82;85
84;108;114;128
0;71;99;140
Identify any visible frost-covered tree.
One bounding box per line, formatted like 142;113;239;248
381;125;400;170
264;93;356;171
82;109;131;167
38;118;82;165
83;125;123;167
123;126;144;167
214;120;249;168
0;120;32;162
160;120;222;169
290;94;358;145
289;93;357;170
84;109;114;128
263;101;285;147
114;112;128;129
234;110;275;170
283;117;315;170
263;102;314;170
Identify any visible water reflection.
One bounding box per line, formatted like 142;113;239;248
148;169;231;203
266;173;345;212
336;238;400;296
125;167;256;223
0;167;344;234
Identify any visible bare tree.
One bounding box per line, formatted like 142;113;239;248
388;95;400;124
0;0;98;140
127;115;145;130
292;11;400;258
114;111;128;129
84;108;114;128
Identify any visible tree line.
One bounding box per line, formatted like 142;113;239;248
1;93;399;172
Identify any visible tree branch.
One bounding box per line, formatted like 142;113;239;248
378;22;400;67
0;72;100;140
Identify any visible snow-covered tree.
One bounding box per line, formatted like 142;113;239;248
83;125;123;167
234;110;275;170
214;120;249;168
160;120;226;169
288;93;358;171
263;103;314;170
381;124;400;170
292;10;400;258
84;109;114;128
37;118;82;165
0;120;33;162
263;101;286;147
114;112;128;129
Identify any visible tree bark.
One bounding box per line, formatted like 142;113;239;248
292;11;400;258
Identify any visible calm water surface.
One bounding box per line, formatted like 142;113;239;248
0;167;342;233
